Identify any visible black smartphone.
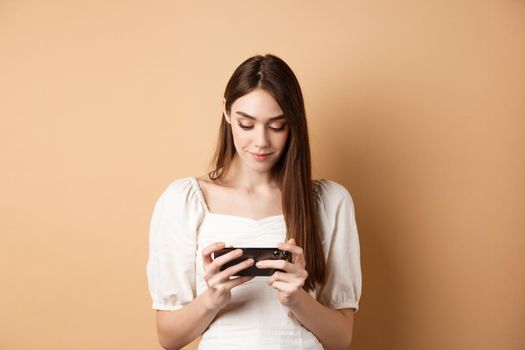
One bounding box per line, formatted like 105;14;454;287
212;247;292;276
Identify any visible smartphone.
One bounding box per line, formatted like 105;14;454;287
212;247;292;276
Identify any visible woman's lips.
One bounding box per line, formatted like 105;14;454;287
249;152;273;161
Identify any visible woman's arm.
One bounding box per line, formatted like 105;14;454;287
255;239;355;350
287;290;355;350
156;242;255;350
156;289;219;350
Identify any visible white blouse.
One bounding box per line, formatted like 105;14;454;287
146;176;362;350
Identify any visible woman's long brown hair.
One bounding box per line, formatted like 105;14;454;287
208;54;325;291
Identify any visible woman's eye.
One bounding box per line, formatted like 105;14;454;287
269;125;286;132
237;123;286;132
238;123;253;130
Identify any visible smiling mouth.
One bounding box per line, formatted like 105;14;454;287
248;151;274;161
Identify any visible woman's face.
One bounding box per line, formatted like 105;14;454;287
224;88;290;173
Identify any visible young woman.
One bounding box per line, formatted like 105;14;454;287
146;54;362;350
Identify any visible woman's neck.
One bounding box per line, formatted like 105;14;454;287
220;154;279;193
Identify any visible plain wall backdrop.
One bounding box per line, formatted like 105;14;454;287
1;1;524;349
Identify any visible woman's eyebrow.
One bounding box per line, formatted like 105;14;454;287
235;111;285;121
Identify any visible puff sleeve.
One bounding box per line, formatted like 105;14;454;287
146;177;205;311
315;179;362;312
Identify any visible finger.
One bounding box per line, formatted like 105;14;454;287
269;272;306;287
268;269;303;282
268;275;304;289
277;242;303;256
202;242;225;266
268;271;290;284
277;242;306;266
223;275;255;290
255;259;292;271
208;258;254;286
220;258;255;279
210;249;244;270
204;248;244;281
269;280;295;293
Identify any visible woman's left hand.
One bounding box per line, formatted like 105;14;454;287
255;238;308;307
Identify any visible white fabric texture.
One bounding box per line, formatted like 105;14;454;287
146;176;362;349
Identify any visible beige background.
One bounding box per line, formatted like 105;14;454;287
1;1;524;349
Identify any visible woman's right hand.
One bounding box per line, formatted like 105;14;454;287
201;242;255;311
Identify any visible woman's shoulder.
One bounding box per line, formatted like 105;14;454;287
162;176;195;194
313;178;354;203
156;176;202;207
150;176;208;225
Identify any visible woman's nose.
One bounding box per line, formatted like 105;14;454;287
253;127;270;148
